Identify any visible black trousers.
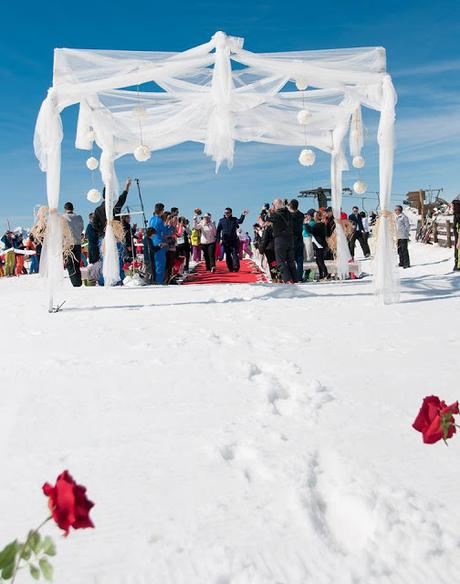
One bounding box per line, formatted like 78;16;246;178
397;239;410;268
315;247;328;279
349;231;370;258
176;243;190;271
66;245;82;287
165;250;175;282
223;242;240;272
143;242;156;284
274;235;298;283
88;241;100;264
201;242;216;271
454;220;460;270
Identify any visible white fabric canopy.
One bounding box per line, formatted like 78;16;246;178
34;31;398;307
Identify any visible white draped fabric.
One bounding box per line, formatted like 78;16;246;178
34;31;398;307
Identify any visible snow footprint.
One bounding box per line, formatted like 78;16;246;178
241;361;291;415
218;441;274;484
300;449;460;579
294;379;335;418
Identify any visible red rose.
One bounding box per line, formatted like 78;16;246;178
43;471;95;535
413;395;459;444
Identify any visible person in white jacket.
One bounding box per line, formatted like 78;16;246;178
193;213;217;272
394;205;411;268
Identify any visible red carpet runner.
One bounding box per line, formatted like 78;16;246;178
182;259;267;285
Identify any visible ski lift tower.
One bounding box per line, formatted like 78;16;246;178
298;187;353;209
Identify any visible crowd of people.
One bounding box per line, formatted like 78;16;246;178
6;176;455;284
253;199;378;283
27;178;254;287
0;228;41;277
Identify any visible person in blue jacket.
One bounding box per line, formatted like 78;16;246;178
148;203;169;284
216;207;248;272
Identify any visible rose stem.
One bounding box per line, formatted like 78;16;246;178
11;516;52;584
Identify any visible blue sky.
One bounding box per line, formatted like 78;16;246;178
0;0;459;229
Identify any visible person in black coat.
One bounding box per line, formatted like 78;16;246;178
143;227;159;284
216;207;248;272
121;214;136;263
325;207;336;238
266;199;298;283
348;205;370;259
258;223;279;281
85;213;100;264
304;211;329;280
452;197;460;271
92;178;132;239
289;199;305;282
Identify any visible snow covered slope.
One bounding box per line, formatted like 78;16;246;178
1;243;460;584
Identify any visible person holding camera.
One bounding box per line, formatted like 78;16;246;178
216;207;248;273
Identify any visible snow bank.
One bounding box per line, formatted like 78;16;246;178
1;243;460;583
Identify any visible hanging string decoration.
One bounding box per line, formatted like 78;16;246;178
86;156;99;171
85;128;101;201
133;87;151;162
297;77;315;167
87;188;102;203
86;130;96;143
297;109;313;125
299;149;316;166
352;156;365;169
353;180;367;194
133;145;151;162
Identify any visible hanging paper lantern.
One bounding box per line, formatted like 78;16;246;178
86;130;96;142
86;156;99;171
353;180;367;195
133;145;151;162
352;156;365;169
132;106;148;120
297;109;313;125
87;188;102;204
295;78;308;91
298;149;316;167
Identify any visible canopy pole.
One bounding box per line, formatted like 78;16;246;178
99;150;121;286
330;124;352;278
374;75;399;304
34;90;65;312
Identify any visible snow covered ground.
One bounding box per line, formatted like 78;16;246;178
1;242;460;584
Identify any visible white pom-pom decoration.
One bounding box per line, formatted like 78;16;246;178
133;145;151;162
295;78;308;91
297;109;313;125
352;156;365;169
298;149;316;167
86;156;99;171
132;106;148;120
353;180;367;195
86;130;96;142
87;188;102;204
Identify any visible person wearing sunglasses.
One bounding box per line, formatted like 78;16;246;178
216;207;249;272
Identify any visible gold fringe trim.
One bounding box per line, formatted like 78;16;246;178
373;210;397;245
327;219;355;256
30;206;75;261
